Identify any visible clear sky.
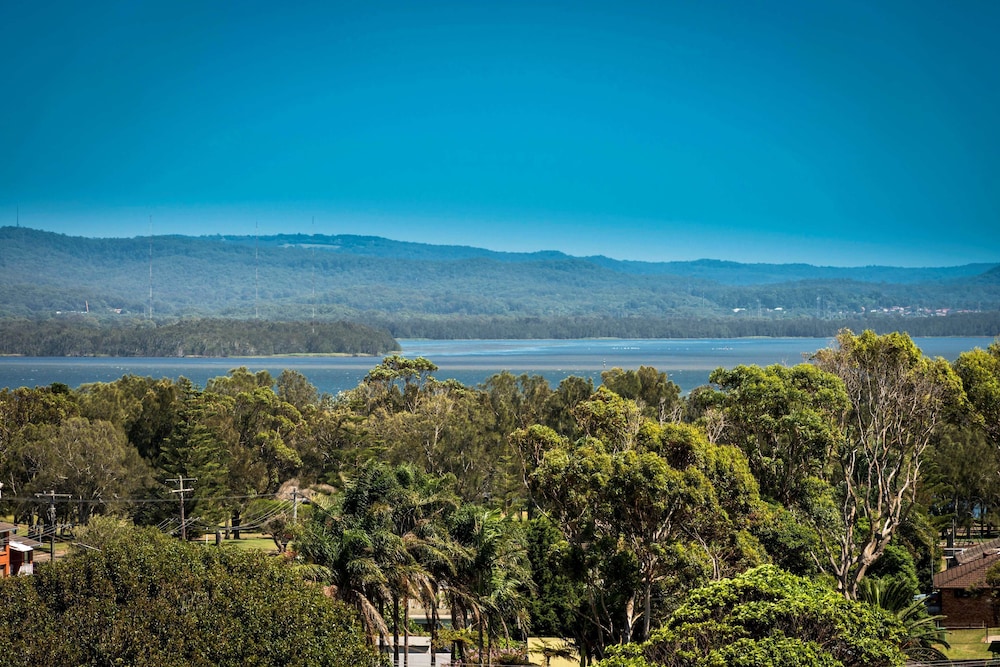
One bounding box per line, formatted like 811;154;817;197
2;1;998;267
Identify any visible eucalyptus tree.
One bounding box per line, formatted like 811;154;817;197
600;366;682;424
75;374;183;461
0;384;76;509
481;372;553;437
19;416;153;524
356;355;439;414
367;378;504;503
698;363;847;506
812;329;966;598
954;340;1000;445
276;368;321;413
512;388;765;657
542;375;595;439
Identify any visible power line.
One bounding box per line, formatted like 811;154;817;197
34;490;71;561
166;476;196;541
2;492;281;504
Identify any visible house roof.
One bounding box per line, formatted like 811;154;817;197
934;552;1000;590
10;536;43;549
0;522;17;534
955;537;1000;565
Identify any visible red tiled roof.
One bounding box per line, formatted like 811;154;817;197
955;537;1000;564
934;552;1000;590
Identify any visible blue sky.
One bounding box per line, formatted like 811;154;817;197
2;1;998;267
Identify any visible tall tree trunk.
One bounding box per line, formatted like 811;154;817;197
478;618;485;666
403;597;410;667
622;595;634;644
393;596;400;667
643;574;653;641
430;601;438;667
379;600;386;659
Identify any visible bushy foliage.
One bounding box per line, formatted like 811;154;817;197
0;526;381;667
599;565;906;667
0;318;399;356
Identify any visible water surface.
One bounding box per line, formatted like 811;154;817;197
0;337;991;395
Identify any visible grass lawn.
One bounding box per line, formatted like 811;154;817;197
944;628;994;660
527;638;578;667
193;533;280;553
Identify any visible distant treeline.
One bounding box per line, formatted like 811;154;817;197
0;313;995;358
0;318;400;357
2;228;998;328
370;311;1000;340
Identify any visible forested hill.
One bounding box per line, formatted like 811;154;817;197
1;226;998;340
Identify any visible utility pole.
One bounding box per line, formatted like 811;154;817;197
166;476;196;541
292;487;299;522
35;490;71;561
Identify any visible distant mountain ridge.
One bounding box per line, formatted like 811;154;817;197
0;227;997;339
216;231;994;285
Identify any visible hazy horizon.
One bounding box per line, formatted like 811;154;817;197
4;222;999;271
3;1;999;268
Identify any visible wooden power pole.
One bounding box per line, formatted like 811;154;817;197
166;476;196;541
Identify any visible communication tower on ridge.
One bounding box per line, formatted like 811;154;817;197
148;216;153;320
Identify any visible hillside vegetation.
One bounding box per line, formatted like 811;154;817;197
0;318;400;357
1;226;997;341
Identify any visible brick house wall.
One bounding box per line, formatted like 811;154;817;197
940;588;996;628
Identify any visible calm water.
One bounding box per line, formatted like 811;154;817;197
0;337;993;396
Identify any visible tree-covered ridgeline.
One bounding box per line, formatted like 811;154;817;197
0;331;998;665
371;310;1000;340
2;312;999;357
1;226;998;338
0;317;400;356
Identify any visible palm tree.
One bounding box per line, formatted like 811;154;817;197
296;462;461;667
530;639;578;667
449;505;534;666
858;577;950;661
386;465;460;667
295;505;395;644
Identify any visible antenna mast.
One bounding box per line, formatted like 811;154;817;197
148;216;153;320
311;216;316;327
255;222;259;319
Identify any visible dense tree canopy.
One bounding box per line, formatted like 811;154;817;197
597;565;906;667
0;332;997;665
0;525;381;667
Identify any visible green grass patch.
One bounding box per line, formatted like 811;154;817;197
944;628;992;660
194;533;279;553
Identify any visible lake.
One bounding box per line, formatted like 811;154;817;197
0;337;993;395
